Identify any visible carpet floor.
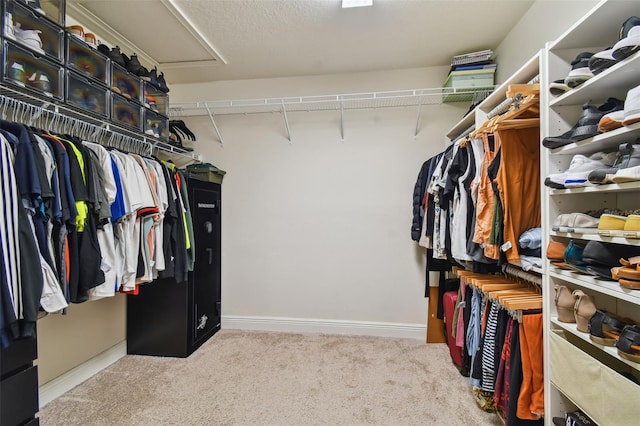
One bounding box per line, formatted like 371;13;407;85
39;330;502;425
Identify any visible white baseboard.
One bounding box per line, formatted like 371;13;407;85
222;315;426;339
39;340;127;408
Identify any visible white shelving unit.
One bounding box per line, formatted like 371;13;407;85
541;1;640;423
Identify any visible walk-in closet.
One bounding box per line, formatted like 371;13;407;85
2;1;639;425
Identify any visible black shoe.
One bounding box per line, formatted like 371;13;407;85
565;52;593;88
588;47;616;75
127;53;141;74
157;72;169;93
542;98;624;149
148;66;159;86
97;43;110;57
137;65;150;78
109;46;125;67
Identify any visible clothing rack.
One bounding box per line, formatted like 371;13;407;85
0;87;201;165
486;93;523;120
452;124;476;143
502;264;542;287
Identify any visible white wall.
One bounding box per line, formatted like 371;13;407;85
494;0;600;83
172;67;469;330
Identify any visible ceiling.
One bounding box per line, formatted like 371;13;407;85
66;0;535;85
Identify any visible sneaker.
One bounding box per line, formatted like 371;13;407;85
571;98;624;140
542;98;624;148
588;47;617;75
157;72;169;93
612;16;640;61
66;25;84;40
544;152;617;189
4;12;15;39
565;52;594;88
623;84;640;127
549;79;570;97
26;0;45;15
109;46;125;67
15;28;44;54
84;33;97;48
588;142;640;184
149;66;159;88
8;61;26;84
28;72;51;93
599;110;625;133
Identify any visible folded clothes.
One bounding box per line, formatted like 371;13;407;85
519;227;542;249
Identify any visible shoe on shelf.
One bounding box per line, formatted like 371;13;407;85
588;47;617;75
544;152;616;189
66;25;84;39
109;46;125;67
549;79;570;98
28;72;51;93
588;141;640;184
622;84;640;127
15;28;44;54
26;0;45;15
149;66;159;87
157;72;169;93
84;33;97;48
612;16;640;61
8;61;26;84
126;53;140;74
4;12;15;40
599;110;625;132
97;43;110;57
542;98;624;148
564;52;594;88
589;310;633;346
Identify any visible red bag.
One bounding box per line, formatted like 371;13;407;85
443;290;463;368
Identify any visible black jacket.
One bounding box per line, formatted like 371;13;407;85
411;160;431;241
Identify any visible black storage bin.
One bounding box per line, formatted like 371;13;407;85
2;39;64;99
66;69;109;117
1;337;39;426
3;0;64;63
111;91;142;131
66;33;108;85
111;62;141;103
127;177;222;358
143;107;168;140
142;80;168;116
15;0;65;27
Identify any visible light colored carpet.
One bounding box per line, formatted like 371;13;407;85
39;330;502;425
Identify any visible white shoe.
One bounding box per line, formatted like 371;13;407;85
546;153;614;188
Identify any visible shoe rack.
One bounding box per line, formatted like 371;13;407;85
541;0;640;423
0;0;180;155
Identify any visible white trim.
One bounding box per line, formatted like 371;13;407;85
39;341;127;407
222;315;426;340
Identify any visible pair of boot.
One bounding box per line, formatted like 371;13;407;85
148;67;169;93
101;45;150;78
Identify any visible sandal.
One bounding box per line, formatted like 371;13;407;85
554;285;576;323
616;324;640;363
588;310;632;346
573;290;596;333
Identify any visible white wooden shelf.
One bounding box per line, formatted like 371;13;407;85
550;231;640;246
550;50;640;107
551;318;640;373
550;181;640;195
549;268;640;305
549;121;640;156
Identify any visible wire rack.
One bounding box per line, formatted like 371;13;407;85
170;86;496;144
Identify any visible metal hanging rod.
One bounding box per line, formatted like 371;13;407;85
0;85;200;164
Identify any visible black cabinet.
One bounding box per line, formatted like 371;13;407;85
0;337;39;426
127;177;221;358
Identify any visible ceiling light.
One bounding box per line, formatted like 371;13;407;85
342;0;373;8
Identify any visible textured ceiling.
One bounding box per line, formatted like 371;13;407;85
67;0;534;84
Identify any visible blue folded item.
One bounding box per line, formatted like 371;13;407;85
519;227;542;250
